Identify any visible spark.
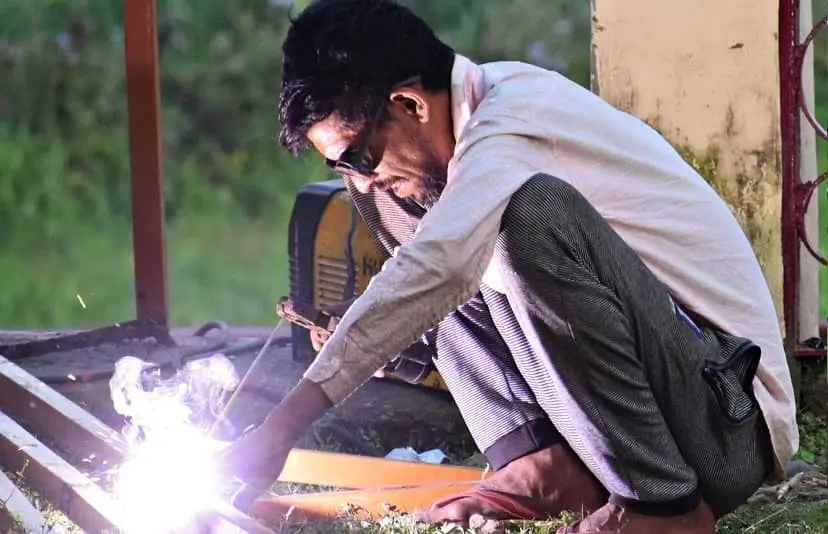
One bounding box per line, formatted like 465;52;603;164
76;293;87;309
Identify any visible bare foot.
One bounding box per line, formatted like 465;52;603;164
413;443;608;525
557;500;716;534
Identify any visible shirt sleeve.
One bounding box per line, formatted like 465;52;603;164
303;113;558;405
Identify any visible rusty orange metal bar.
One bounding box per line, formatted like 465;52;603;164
278;449;489;489
123;0;169;327
250;481;482;523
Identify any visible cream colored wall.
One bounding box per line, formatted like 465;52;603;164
591;0;819;338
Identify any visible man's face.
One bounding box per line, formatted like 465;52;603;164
306;85;454;208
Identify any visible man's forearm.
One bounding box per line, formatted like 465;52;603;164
260;378;333;442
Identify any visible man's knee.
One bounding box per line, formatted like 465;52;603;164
498;173;590;272
504;173;585;218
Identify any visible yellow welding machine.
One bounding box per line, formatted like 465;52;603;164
287;179;449;392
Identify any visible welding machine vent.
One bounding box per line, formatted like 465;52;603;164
317;257;351;308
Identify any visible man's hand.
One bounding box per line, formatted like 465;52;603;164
310;298;356;351
311;298;387;377
214;379;334;510
215;419;292;503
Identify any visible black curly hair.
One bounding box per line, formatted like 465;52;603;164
278;0;456;155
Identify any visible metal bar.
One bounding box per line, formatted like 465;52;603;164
0;319;175;361
123;0;169;326
278;449;487;489
779;0;802;357
0;356;128;469
0;411;123;533
0;469;64;534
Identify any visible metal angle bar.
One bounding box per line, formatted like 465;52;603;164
123;0;169;326
0;356;128;469
0;469;68;534
0;356;272;533
278;448;488;489
0;410;123;533
0;320;175;361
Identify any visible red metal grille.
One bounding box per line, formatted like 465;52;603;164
779;1;827;359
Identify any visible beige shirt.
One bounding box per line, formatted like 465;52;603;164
304;54;798;478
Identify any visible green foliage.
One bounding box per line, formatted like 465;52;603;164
0;0;589;328
0;0;823;329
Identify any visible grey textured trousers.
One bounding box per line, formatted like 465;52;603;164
347;173;774;518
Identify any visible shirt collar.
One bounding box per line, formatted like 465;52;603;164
450;54;488;144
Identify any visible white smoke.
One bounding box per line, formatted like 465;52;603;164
109;353;240;443
109;353;241;533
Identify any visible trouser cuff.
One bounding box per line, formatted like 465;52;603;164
609;489;701;517
483;418;565;470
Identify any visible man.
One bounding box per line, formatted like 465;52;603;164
217;0;799;532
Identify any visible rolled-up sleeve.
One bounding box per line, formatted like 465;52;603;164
304;114;558;405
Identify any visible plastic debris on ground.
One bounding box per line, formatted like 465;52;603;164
385;447;447;464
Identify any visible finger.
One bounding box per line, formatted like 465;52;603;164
231;483;267;512
311;336;322;351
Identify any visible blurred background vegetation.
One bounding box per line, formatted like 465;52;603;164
0;0;824;329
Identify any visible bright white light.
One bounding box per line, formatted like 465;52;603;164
108;354;240;534
114;426;226;534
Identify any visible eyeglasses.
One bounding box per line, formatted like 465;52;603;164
324;76;421;178
324;98;385;178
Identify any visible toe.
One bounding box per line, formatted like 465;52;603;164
411;503;454;524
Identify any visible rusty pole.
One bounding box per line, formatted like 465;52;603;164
123;0;169;327
779;0;800;357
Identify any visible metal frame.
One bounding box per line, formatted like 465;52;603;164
0;356;275;533
779;1;828;360
0;355;488;529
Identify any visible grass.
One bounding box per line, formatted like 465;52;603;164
0;212;290;329
0;397;824;533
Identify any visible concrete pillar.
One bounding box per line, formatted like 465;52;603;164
590;0;793;329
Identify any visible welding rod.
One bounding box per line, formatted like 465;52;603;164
209;318;286;438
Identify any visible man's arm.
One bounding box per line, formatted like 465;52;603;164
305;114;560;405
217;114;560;505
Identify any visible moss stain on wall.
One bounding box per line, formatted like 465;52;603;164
643;110;785;320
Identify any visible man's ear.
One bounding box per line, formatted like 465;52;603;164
390;88;430;123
